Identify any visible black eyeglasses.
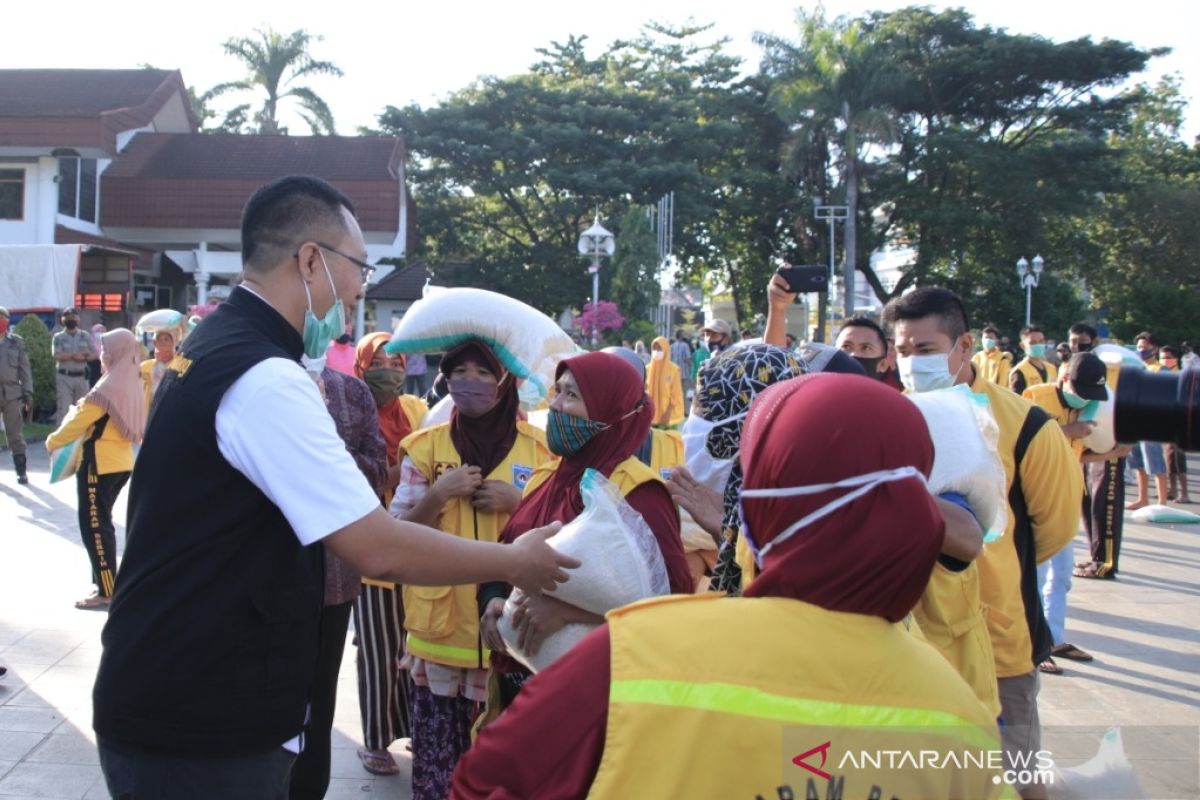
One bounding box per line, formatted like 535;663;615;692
312;242;376;283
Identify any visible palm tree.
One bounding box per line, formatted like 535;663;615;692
758;10;898;321
204;27;343;135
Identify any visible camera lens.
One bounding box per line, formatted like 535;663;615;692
1113;366;1199;450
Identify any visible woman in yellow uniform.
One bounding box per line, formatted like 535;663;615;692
645;335;684;428
47;329;145;610
391;340;551;800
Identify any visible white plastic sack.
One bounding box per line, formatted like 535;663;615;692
420;394;454;428
1052;727;1145;799
498;469;670;672
135;308;189;342
1130;504;1200;524
1079;387;1116;454
383;288;579;407
905;385;1008;542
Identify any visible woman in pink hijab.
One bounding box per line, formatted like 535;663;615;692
47;329;146;610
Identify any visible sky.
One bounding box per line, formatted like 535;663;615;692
8;0;1197;138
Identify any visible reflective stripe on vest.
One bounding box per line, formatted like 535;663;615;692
609;678;1000;753
406;633;490;668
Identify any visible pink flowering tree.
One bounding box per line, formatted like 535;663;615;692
576;300;624;344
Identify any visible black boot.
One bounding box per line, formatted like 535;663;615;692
14;454;27;485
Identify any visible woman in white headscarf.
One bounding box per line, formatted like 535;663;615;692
47;329;146;610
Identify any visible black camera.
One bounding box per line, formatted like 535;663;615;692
1113;366;1198;450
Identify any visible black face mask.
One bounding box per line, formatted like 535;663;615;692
1072;342;1092;353
64;320;78;330
853;355;885;378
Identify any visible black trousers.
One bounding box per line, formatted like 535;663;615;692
76;460;129;597
288;601;354;800
1082;457;1124;576
99;737;295;800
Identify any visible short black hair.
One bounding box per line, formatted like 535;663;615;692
1160;345;1180;359
240;175;356;272
1135;330;1158;347
1069;322;1097;340
839;316;888;350
1020;325;1044;339
982;325;1001;337
882;287;969;341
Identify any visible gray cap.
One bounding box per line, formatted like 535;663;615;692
798;342;867;375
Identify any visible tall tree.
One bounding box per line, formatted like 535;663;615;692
203;27;343;134
379;25;750;315
758;9;900;322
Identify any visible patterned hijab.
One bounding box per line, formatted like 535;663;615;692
698;343;806;593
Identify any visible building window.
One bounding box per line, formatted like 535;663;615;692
57;157;98;221
0;169;24;220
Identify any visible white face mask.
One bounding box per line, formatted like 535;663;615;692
651;350;665;360
897;350;966;393
740;467;929;566
681;410;747;494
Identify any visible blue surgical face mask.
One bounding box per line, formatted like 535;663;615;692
1062;389;1092;410
1027;344;1047;359
897;351;966;394
982;338;998;351
301;252;346;359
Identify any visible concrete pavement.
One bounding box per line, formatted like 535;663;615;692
1;445;1198;798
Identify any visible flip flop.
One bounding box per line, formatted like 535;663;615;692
357;748;399;776
1073;563;1115;580
74;594;110;611
1052;643;1094;662
1038;657;1064;676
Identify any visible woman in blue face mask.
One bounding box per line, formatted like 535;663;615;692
477;352;692;709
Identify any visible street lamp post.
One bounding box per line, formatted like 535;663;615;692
814;204;848;342
577;214;615;346
1016;254;1045;326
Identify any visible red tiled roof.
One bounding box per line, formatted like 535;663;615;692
0;69;197;153
101;134;406;232
104;133;403;180
367;262;469;301
0;69;179;117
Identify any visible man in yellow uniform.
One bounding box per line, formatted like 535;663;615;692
1009;324;1057;395
885;288;1082;800
1023;353;1129;674
972;325;1013;386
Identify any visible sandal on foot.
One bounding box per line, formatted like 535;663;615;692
74;594;110;610
1052;643;1094;662
1038;657;1064;675
1073;563;1115;580
357;748;399;776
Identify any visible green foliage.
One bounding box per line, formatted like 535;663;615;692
607;207;661;328
202;27;343;134
13;315;55;420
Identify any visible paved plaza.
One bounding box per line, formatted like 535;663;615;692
1;444;1197;799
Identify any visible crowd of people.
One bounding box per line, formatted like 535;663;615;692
0;173;1196;799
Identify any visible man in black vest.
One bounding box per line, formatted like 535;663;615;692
93;175;577;798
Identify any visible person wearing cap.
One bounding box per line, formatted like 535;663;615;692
52;307;98;423
700;319;733;355
0;306;34;484
1009;325;1057;395
971;325;1013;386
1022;353;1129;676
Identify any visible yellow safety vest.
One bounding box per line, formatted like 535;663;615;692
589;594;1012;799
400;421;550;669
646;428;683;482
523;453;661;499
972;349;1013;386
1013;358;1056;391
913;563;1001;718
